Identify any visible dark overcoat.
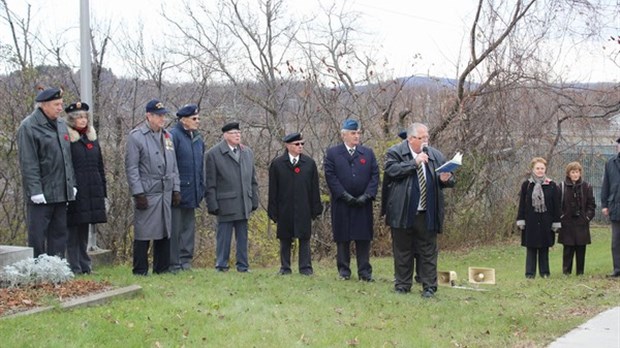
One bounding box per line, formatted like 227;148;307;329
601;154;620;221
205;140;259;222
324;143;379;242
169;122;205;208
383;141;455;232
517;179;562;248
17;108;76;203
558;178;596;246
268;152;322;240
66;127;107;226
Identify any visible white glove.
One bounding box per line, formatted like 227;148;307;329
73;187;78;197
105;197;110;213
31;194;47;204
518;225;525;231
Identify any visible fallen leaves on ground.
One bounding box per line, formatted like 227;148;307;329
0;279;111;317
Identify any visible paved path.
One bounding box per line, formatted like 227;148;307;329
548;307;619;348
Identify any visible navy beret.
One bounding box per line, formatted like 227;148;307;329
398;130;407;140
65;101;89;114
342;119;359;131
222;122;240;133
35;87;63;102
146;99;169;115
283;132;302;143
176;104;200;118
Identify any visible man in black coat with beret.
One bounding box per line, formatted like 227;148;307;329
268;133;322;275
17;87;77;257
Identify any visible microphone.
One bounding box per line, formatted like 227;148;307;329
422;143;429;154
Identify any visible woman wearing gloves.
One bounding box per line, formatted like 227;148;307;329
516;157;561;279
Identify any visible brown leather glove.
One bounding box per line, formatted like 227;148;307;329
134;194;148;210
172;191;181;207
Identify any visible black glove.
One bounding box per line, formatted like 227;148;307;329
355;194;371;206
252;204;258;212
208;208;219;216
172;191;181;207
341;192;357;206
134;194;148;210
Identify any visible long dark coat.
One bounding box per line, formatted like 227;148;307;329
558;177;596;246
66;127;107;226
324;143;379;242
268;152;322;240
517;179;562;248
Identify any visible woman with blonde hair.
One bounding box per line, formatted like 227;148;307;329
558;162;596;275
516;157;562;278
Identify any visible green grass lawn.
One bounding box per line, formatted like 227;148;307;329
1;227;618;348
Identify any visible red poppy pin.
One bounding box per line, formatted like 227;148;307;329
360;158;366;164
164;132;170;139
64;134;69;141
294;167;301;174
86;143;94;150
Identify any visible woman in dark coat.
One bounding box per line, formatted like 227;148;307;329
516;157;561;279
65;102;107;274
558;162;596;275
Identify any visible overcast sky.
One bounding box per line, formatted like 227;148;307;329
4;0;619;82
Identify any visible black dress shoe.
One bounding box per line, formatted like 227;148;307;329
360;276;375;282
606;272;620;278
395;287;410;294
421;288;435;298
339;275;351;280
277;269;292;275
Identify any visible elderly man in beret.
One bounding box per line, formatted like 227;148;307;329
168;104;205;272
601;137;620;278
17;87;77;257
125;99;180;275
268;132;323;275
324;119;379;282
205;122;259;272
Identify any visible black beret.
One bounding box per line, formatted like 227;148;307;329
35;87;63;102
176;104;200;118
221;122;240;133
145;99;169;115
398;130;407;140
65;101;90;114
283;132;302;143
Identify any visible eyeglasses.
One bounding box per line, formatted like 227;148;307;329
190;117;200;121
411;136;429;141
292;142;305;146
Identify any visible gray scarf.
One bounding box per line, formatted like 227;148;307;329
529;175;547;213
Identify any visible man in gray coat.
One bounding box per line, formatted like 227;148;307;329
601;137;620;278
125;99;181;275
205;122;259;272
18;87;76;258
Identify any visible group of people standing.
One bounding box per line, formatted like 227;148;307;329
17;87;619;297
517;153;620;279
